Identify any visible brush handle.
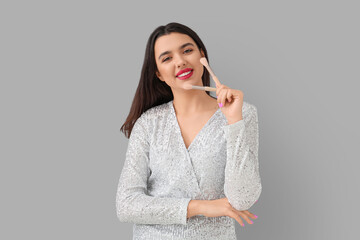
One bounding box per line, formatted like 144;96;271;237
191;85;217;91
211;75;221;87
202;60;222;87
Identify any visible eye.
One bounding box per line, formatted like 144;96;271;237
184;49;193;53
162;57;170;62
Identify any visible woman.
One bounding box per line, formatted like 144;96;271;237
116;22;262;240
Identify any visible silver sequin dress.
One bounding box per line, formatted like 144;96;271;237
116;100;262;240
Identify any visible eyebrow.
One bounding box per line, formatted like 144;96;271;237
158;42;195;60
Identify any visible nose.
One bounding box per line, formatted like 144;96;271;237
175;54;187;68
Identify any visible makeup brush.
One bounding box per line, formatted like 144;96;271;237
200;57;222;87
183;83;217;91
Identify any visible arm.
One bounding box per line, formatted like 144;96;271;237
186;200;205;219
222;105;262;211
115;114;192;225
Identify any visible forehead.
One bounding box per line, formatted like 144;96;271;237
154;32;195;55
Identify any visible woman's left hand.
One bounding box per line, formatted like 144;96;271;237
215;83;244;124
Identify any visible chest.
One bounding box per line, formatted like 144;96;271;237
176;112;215;149
147;110;228;198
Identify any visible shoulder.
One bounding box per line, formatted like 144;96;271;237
133;101;171;139
140;101;171;121
135;101;171;131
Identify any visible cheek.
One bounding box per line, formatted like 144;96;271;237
159;67;177;83
196;65;204;76
158;67;170;77
191;57;203;72
165;67;176;78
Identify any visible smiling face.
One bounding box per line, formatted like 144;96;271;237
154;32;205;89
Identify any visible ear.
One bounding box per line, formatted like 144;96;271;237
156;70;163;81
200;49;205;58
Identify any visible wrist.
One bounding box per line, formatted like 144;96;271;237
227;117;243;125
187;200;206;218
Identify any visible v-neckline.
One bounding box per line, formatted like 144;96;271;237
169;100;221;152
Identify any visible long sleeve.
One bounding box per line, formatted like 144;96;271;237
222;105;262;211
115;114;192;225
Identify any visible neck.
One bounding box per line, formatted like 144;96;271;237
172;90;217;116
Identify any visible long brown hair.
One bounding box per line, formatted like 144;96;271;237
120;22;212;138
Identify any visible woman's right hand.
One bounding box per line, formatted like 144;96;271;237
201;198;258;227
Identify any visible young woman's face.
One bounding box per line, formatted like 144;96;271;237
154;32;205;89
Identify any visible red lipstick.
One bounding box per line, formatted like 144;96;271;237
176;68;193;80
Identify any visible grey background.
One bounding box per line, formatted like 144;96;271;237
1;0;359;239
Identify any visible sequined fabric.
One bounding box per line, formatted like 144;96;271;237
116;100;262;239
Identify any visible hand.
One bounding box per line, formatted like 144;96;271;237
201;197;258;227
215;84;244;124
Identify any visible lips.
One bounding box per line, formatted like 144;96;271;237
176;68;193;77
176;69;193;80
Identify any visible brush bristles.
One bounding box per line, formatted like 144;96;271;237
200;57;209;67
183;83;193;90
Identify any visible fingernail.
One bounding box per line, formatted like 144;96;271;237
218;103;223;108
250;220;253;224
241;224;244;227
254;215;258;219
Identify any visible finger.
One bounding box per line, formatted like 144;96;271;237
222;89;230;107
243;210;258;219
216;85;231;97
237;211;254;225
217;89;227;107
216;91;222;107
216;84;224;96
228;210;244;227
216;85;224;100
219;84;228;89
232;89;244;100
226;90;233;103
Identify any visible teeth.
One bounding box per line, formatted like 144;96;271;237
178;70;192;77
